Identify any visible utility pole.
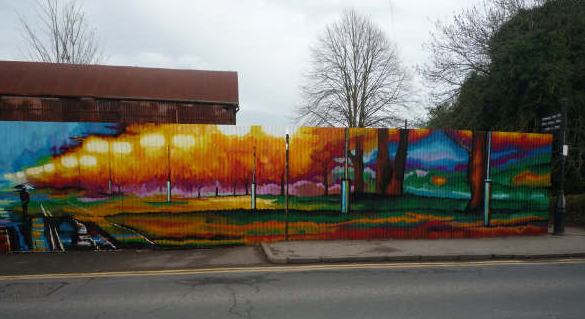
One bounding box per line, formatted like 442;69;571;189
541;98;568;235
554;98;568;235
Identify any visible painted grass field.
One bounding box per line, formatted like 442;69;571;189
0;185;549;249
2;189;547;247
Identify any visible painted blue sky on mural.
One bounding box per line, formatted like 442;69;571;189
0;122;117;174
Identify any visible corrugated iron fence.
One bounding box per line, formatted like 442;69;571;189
0;96;236;124
0;122;552;252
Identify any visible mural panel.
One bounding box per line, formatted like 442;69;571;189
0;122;552;252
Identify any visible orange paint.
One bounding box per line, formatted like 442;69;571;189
431;176;447;186
512;171;551;187
408;129;433;143
492;131;553;149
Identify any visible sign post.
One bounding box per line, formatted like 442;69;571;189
541;99;568;235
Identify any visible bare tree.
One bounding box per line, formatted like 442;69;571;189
19;0;105;64
420;0;546;102
295;9;412;128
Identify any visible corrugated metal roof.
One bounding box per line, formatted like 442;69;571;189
0;60;238;105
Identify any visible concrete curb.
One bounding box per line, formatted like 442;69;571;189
260;242;287;264
259;243;585;264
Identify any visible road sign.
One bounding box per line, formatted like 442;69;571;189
541;118;563;127
543;125;561;132
541;113;564;132
541;113;562;121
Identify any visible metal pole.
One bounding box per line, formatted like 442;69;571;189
167;144;171;203
108;144;112;196
341;127;349;214
285;134;289;241
344;128;349;179
251;146;256;210
554;98;567;235
78;161;81;190
484;132;492;226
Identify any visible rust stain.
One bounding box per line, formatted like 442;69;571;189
0;60;238;105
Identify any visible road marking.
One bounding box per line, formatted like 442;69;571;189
1;258;585;281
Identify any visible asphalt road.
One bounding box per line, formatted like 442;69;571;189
1;259;584;319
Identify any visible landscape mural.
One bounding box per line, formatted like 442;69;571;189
0;121;552;252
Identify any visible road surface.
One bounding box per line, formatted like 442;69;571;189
1;259;584;319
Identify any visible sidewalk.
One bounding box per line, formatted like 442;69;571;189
261;227;585;264
2;228;585;276
0;246;268;276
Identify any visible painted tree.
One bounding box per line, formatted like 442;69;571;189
388;129;410;195
375;128;392;194
376;128;410;195
310;141;339;196
350;133;366;194
243;177;249;195
466;131;488;213
445;130;488;213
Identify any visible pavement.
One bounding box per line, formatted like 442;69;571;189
262;226;585;264
1;227;585;276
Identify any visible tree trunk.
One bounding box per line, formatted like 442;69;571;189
215;186;219;197
353;134;365;194
198;186;201;198
465;131;487;213
233;181;237;196
376;128;391;194
244;180;249;195
388;129;409;195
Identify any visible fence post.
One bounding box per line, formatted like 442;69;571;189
285;133;290;241
341;127;350;214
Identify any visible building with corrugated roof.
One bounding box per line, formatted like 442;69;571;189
0;60;238;124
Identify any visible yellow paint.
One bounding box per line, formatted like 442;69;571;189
26;166;43;176
61;195;279;217
171;134;195;149
140;133;165;148
85;139;109;153
2;259;584;281
61;156;78;168
80;155;97;167
112;141;132;154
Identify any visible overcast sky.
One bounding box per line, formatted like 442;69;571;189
0;0;480;127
